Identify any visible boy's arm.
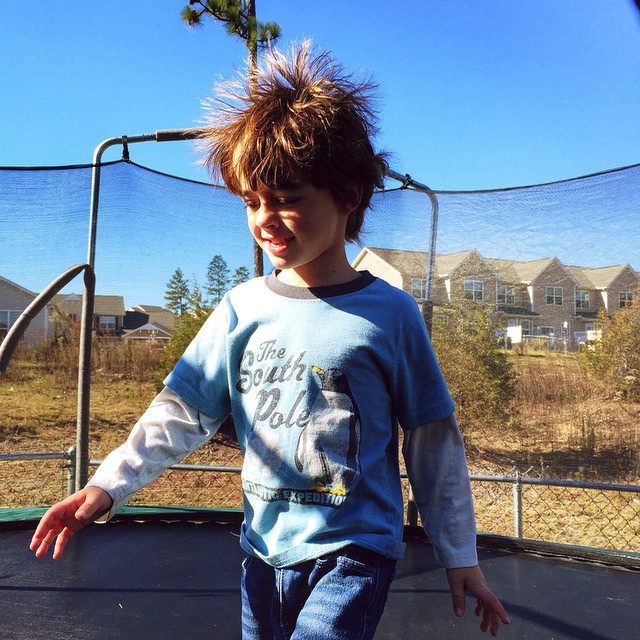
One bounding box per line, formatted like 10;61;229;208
402;415;509;635
402;414;477;567
30;388;222;558
87;386;222;518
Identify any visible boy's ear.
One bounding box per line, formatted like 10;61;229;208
342;183;363;215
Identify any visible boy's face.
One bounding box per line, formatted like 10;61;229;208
239;180;360;288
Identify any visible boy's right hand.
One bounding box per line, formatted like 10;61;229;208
29;486;113;559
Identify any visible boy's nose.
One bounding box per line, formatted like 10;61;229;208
255;204;278;229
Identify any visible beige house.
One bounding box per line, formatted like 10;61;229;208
0;275;50;345
352;247;639;347
52;293;126;336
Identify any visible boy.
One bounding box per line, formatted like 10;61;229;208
31;42;509;638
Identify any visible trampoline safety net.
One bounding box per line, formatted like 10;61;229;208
1;160;638;313
1;157;640;555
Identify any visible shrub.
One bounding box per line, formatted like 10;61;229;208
431;303;517;433
582;303;640;401
155;307;211;390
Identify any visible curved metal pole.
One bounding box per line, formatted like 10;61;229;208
0;264;90;374
385;169;439;334
385;169;440;527
75;131;420;489
76;129;201;489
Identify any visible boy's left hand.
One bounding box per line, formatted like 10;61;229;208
446;565;510;636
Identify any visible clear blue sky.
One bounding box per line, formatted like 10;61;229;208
2;1;640;190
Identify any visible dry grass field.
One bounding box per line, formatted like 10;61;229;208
468;351;640;483
1;346;639;481
0;344;640;483
1;343;639;551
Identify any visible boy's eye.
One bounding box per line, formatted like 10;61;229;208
241;193;302;210
276;198;300;206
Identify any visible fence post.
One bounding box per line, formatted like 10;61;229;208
513;472;523;538
407;484;419;526
66;446;77;497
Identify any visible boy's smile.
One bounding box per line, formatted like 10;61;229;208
240;182;361;288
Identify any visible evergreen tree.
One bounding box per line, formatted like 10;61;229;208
206;255;230;306
181;0;280;71
164;268;191;315
188;277;208;312
231;265;251;287
157;277;212;389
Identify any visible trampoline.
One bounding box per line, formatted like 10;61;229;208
1;508;638;640
2;135;639;639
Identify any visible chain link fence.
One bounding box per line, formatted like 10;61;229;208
470;474;640;552
0;451;74;507
2;446;639;555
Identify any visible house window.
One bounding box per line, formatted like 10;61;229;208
497;284;515;305
537;326;555;337
575;290;590;310
620;291;633;308
464;280;484;301
508;318;531;335
410;278;426;300
584;322;595;331
0;310;20;331
545;286;563;306
99;315;116;332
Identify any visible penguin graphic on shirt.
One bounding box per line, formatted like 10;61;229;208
295;365;361;495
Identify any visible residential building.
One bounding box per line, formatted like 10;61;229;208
51;293;126;336
352;247;639;347
123;305;177;342
566;264;640;332
0;275;50;345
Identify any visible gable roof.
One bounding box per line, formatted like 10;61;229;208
566;264;638;289
127;305;177;330
357;247;429;278
361;248;630;290
0;275;37;298
486;257;559;284
361;247;486;279
484;258;521;283
52;294;125;316
122;322;172;340
435;249;484;277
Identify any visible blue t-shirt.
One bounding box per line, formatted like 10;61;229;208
165;271;454;567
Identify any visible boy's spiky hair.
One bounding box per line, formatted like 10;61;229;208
198;41;388;242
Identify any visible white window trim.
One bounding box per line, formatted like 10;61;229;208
575;290;590;310
497;284;515;305
619;291;633;308
545;285;563;306
464;280;484;301
0;309;20;330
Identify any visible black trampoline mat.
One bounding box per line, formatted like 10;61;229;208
1;513;638;640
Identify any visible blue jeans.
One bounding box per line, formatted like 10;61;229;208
241;545;397;640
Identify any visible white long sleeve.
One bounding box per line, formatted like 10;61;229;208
402;415;478;568
87;387;223;518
